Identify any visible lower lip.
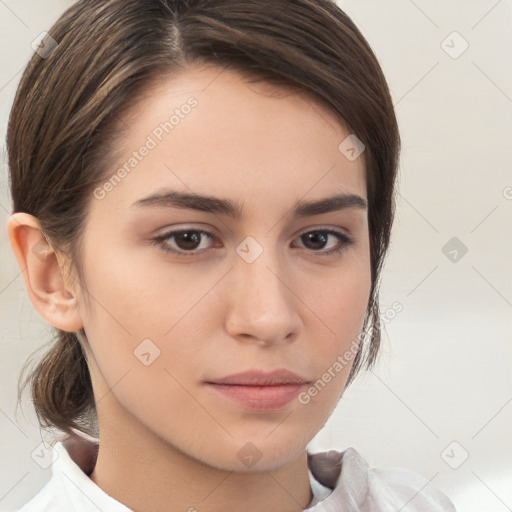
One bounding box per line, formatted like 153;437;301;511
206;383;306;411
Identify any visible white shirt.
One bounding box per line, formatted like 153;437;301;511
17;438;456;511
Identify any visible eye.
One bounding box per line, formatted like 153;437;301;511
152;227;354;258
292;229;354;256
152;229;217;257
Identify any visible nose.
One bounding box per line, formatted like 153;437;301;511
224;243;301;347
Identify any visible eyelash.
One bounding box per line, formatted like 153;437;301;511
151;228;354;258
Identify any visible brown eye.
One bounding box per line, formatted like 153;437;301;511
173;231;203;250
294;229;354;255
153;229;215;256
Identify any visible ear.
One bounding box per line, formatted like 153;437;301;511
7;212;84;332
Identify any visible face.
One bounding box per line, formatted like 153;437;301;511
76;64;371;472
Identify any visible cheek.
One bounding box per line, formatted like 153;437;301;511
77;243;225;388
297;253;371;396
80;238;203;337
308;254;371;338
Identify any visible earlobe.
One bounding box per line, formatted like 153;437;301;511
7;212;84;332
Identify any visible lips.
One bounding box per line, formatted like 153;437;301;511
204;369;311;411
206;369;310;386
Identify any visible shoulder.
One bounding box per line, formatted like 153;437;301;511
16;442;132;512
307;447;457;511
16;479;58;512
342;447;457;512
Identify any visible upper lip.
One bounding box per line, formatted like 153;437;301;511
206;369;310;386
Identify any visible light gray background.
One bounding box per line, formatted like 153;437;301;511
1;1;511;511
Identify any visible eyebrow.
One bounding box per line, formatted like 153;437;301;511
131;190;367;219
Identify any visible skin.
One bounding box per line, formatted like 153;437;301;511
8;64;371;512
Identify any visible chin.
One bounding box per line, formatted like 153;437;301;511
201;434;310;474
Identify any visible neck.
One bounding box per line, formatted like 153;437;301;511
89;398;313;512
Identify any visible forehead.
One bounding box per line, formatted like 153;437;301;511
92;64;367;216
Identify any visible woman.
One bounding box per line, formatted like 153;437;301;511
7;0;456;510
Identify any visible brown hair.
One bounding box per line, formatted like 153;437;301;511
8;0;400;437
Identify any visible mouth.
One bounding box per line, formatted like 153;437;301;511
204;369;311;411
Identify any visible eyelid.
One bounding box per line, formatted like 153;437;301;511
294;224;351;238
